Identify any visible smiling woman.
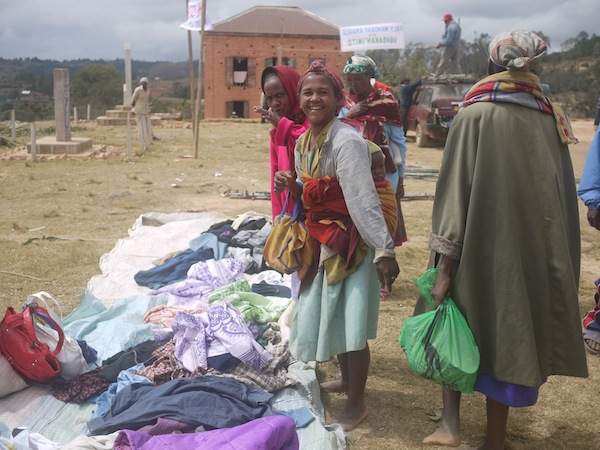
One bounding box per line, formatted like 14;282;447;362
273;61;400;432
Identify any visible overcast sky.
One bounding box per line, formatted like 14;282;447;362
0;0;598;61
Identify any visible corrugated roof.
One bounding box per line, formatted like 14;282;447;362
210;6;339;36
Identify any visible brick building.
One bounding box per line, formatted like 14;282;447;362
203;6;351;119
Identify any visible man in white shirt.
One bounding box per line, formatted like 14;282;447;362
131;77;153;154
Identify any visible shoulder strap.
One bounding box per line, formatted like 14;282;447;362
30;306;65;356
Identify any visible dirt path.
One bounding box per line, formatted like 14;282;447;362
1;119;598;449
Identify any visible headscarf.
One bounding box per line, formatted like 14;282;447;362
489;31;547;71
140;77;149;83
298;60;345;101
342;55;380;79
261;65;305;123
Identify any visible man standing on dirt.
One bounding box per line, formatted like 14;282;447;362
434;14;462;76
131;77;153;155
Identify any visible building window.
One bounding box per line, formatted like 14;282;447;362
264;57;295;67
225;101;249;118
226;57;256;88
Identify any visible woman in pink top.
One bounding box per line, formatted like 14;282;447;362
255;65;308;218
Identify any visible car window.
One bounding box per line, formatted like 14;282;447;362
432;84;471;99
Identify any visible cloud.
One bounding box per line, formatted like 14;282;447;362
0;0;597;60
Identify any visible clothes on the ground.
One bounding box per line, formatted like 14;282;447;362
134;247;215;289
275;407;315;428
189;232;228;260
113;415;298;450
144;304;207;328
136;340;199;384
415;94;588;387
214;292;291;324
252;281;292;298
63;293;167;362
156;258;244;304
224;247;264;274
220;343;294;393
93;365;151;419
578;127;600;208
99;340;161;382
231;223;272;249
208;279;252;302
87;376;273;435
62;433;119;450
440;20;461;48
474;374;540;407
290;247;379;362
52;368;111;403
173;303;272;372
207;353;241;371
77;340;98;364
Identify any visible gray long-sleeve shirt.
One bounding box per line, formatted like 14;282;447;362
294;119;395;262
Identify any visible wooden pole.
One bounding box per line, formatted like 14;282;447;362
186;0;196;142
10;109;16;141
73;106;78;123
193;0;206;159
87;104;91;121
30;122;36;161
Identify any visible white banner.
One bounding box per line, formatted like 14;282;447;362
180;0;203;31
340;23;405;52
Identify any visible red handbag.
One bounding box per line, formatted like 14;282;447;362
0;306;64;383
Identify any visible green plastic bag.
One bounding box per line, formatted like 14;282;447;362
399;268;480;393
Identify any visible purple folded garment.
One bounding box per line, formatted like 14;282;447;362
475;374;540;408
114;415;298;450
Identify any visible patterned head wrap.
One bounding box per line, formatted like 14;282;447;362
342;55;380;79
298;60;345;100
489;31;547;71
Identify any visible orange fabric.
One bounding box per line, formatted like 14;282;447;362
375;180;398;237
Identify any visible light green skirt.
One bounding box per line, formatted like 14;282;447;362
290;248;380;362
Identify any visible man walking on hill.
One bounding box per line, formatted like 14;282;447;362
434;14;462;76
131;77;153;155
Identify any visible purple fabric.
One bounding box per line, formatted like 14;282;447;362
475;374;540;407
156;258;245;303
172;304;272;372
114;415;299;450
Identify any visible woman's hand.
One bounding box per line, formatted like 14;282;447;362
274;170;293;193
431;270;451;305
376;257;400;294
431;255;456;305
253;106;281;128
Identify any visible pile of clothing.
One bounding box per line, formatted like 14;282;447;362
0;212;316;450
582;278;600;355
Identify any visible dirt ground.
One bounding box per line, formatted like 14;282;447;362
1;119;598;449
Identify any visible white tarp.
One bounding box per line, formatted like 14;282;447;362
339;23;405;52
86;211;226;305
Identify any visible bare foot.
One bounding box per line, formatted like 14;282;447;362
320;378;347;393
423;421;461;447
333;405;368;432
